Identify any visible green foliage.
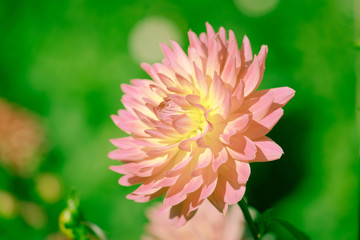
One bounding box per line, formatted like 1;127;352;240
0;0;357;239
354;40;360;49
59;191;107;240
257;209;310;240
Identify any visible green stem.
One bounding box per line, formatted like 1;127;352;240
238;198;261;240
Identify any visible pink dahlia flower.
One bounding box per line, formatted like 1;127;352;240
109;22;294;226
142;200;245;240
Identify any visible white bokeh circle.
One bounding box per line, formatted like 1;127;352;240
234;0;279;17
128;16;182;63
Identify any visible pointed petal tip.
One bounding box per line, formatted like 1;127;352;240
108;150;118;160
243;34;249;42
109;165;124;173
276;86;296;105
170;39;179;46
140;62;149;68
285;87;296;97
254;136;284;161
160;42;169;49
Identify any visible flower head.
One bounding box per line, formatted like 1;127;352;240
142;200;245;240
109;22;294;226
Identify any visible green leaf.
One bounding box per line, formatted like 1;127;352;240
272;218;310;240
255;209;310;239
83;221;108;240
67;190;80;212
354;40;360;49
256;209;274;235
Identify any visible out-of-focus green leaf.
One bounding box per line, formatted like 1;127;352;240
354;40;360;49
84;222;108;240
257;209;310;239
59;191;107;240
272;218;310;240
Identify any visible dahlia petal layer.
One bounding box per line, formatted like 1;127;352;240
109;22;294;226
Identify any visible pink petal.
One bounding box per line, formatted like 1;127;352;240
240;35;253;65
108;147;147;161
144;129;169;138
175;73;193;89
221;55;237;89
228;30;242;71
109;165;127;174
161;43;176;63
193;63;208;96
251;87;295;108
258;45;268;83
206;38;219;77
118;174;143;186
166;152;192;177
218;26;227;46
219;160;250;185
109;136;136;148
192;148;213;176
199;32;208;47
220;114;250;145
208;178;229;213
235;161;251;184
121;94;156;119
157;72;176;87
205;22;216;42
188;190;204;213
243;55;261;97
133;184;162;195
147;144;177;157
177;130;203;152
226;135;257;161
183;175;203;194
231;81;245;112
127;188;167;203
166;94;188;107
224;182;246;205
141;63;163;86
178;140;192;152
111;111;148;137
168;201;197;227
246;90;274;121
172;114;193;134
171;40;192;74
164;58;189;79
163;192;188;208
164;175;203;208
153;63;176;82
253;136;284;161
198;166;218;200
218;89;231;119
196;135;209;149
188;30;206;58
185;94;206;111
212;147;228;172
245;108;284;139
209;72;226;108
154;176;178;188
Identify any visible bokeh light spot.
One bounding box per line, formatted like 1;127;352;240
35;173;63;203
20;202;47;229
0;190;18;219
128;16;182;63
234;0;279;17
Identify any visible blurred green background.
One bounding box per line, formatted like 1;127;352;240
0;0;358;239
